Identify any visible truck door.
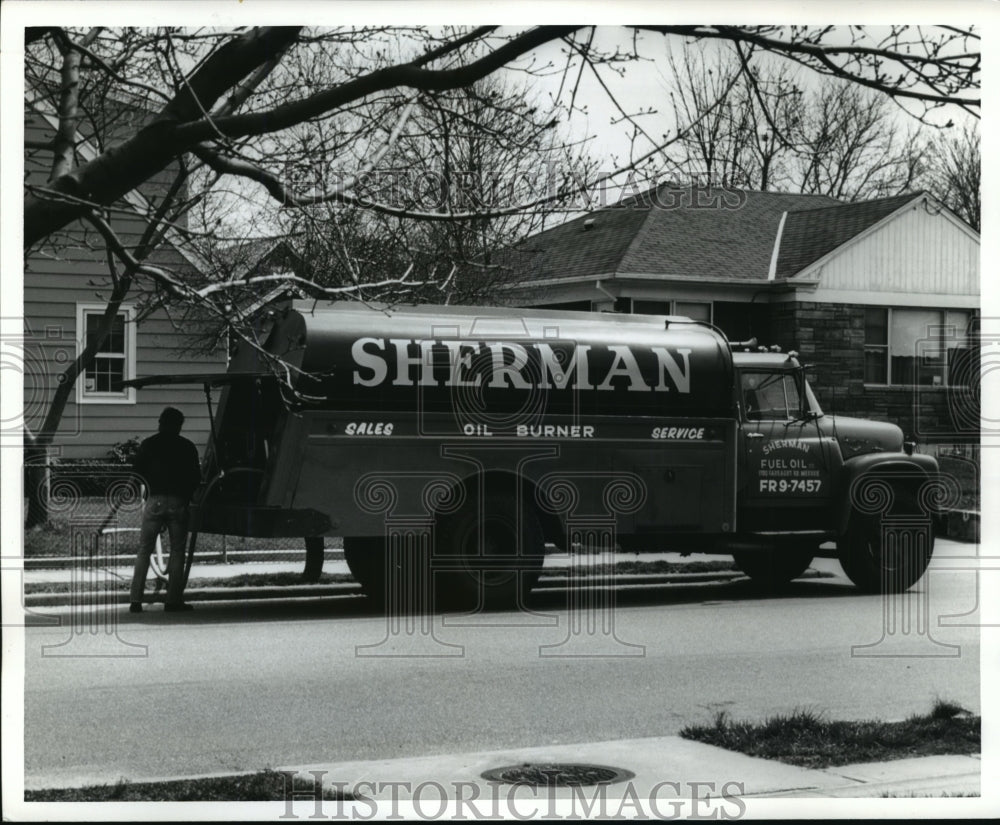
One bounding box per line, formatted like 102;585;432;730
739;370;835;512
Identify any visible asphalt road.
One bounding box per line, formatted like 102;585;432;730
21;542;982;789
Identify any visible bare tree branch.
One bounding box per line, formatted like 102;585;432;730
48;27;101;181
25;24;979;250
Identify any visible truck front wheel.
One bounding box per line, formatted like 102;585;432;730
732;549;814;589
838;491;933;593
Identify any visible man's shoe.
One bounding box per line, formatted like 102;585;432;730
164;602;194;612
129;602;142;614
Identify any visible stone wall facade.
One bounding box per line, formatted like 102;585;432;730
767;301;978;444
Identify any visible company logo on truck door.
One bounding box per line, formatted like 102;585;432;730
351;338;693;393
756;439;825;495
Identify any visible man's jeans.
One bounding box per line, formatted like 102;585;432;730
130;494;190;604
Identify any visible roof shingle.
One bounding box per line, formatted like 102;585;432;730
511;184;925;285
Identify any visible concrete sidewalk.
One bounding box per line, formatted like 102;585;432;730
22;735;980;801
277;736;980;806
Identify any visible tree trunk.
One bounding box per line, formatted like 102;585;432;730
24;432;50;529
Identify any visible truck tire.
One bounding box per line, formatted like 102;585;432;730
732;549;814;588
838;487;933;593
433;493;545;609
343;537;386;597
343;536;435;611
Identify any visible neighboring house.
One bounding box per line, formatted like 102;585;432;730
23;101;227;461
219;237;306;281
508;184;980;443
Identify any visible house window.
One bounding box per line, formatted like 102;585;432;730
863;309;889;384
633;300;712;322
76;304;136;404
674;301;712;323
633;300;671;315
713;301;769;344
532;300;593;311
864;307;972;386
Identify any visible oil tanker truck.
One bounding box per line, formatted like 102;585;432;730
127;301;942;607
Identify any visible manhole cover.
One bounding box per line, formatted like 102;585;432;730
480;763;635;787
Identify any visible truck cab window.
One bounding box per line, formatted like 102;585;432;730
741;371;802;421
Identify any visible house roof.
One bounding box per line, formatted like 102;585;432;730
515;204;653;282
774;192;925;279
511;184;930;285
215;237;305;278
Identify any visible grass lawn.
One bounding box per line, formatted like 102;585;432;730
680;700;979;769
24;769;350;802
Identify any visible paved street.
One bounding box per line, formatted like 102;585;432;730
21;542;983;790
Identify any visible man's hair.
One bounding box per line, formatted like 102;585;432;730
158;406;185;434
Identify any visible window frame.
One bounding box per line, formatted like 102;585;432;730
631;299;713;323
863;306;972;388
739;369;806;422
75;303;137;405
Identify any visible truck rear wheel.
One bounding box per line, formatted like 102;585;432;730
838;487;933;593
732;549;814;588
343;536;432;610
433;493;545;610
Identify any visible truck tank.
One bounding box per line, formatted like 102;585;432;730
231;302;736;421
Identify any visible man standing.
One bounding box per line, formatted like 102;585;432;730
130;407;202;612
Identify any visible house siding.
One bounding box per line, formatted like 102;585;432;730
803;202;978;297
24;111;226;460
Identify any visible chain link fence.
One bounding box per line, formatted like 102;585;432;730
23;462;340;567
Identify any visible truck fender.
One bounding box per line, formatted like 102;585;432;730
835;453;939;534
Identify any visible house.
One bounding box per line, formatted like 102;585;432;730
507;184;980;443
23;97;227;462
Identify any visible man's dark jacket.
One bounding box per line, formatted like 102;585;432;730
133;432;201;501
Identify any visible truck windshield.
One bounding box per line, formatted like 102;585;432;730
741;371;803;420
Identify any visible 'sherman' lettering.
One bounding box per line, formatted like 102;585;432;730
351;339;692;394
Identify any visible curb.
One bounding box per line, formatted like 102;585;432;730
22;570;747;608
23;582;363;608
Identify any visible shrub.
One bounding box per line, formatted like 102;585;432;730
107;436;142;465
